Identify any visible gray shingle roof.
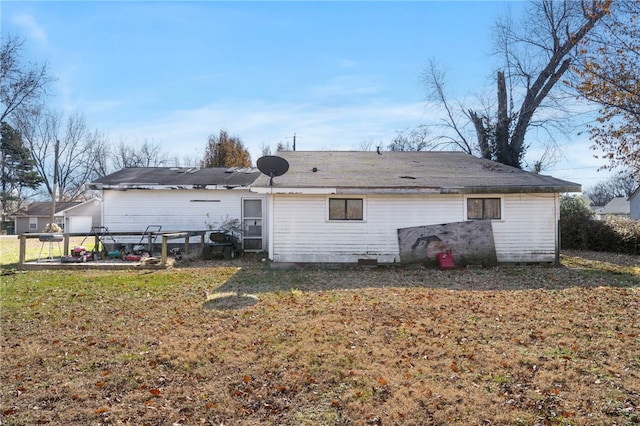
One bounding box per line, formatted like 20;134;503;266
15;202;81;217
252;151;581;194
90;167;261;189
599;197;630;215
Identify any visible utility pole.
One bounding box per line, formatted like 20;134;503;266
0;145;7;230
293;133;296;151
49;139;59;229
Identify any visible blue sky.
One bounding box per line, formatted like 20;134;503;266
2;1;612;190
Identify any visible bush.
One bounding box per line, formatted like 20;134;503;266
560;195;640;254
560;195;593;250
602;216;640;254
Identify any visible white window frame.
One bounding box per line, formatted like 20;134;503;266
29;217;38;230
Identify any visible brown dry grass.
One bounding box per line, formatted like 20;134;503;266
1;248;639;425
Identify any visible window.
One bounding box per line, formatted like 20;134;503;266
467;198;501;220
29;217;38;230
329;198;363;220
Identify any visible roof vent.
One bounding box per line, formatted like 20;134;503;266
176;167;198;174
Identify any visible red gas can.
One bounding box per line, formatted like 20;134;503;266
437;252;455;270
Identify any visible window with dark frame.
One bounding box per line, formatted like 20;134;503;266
329;198;363;220
467;198;501;220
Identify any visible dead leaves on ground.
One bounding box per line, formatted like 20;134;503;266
1;258;639;424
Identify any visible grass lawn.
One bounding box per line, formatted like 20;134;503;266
0;235;89;267
1;236;639;425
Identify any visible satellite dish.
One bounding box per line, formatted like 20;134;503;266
257;155;289;186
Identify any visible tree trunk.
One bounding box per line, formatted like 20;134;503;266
494;71;514;166
469;110;491;159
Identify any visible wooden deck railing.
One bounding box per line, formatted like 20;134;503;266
18;230;208;267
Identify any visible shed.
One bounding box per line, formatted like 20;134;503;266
250;151;581;265
87;167;266;251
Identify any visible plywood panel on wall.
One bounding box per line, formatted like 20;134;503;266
398;220;497;266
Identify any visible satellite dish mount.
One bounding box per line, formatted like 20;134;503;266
257;156;290;186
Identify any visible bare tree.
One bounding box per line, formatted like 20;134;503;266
259;142;272;158
584;170;638;207
424;1;610;169
110;138;169;170
1;35;55;124
357;139;376;151
89;139;111;178
169;154;201;168
387;126;435;152
15;109;106;201
422;59;476;155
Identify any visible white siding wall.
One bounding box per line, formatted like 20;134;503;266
63;201;102;231
631;192;640;220
493;193;559;262
271;194;464;263
270;193;559;264
102;189;266;245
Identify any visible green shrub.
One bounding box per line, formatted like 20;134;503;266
560;195;640;254
560;195;593;250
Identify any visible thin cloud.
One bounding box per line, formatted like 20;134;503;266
12;13;47;45
309;75;384;99
106;99;427;163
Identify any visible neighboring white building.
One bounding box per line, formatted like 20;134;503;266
58;199;103;233
12;199;102;234
593;197;631;220
629;188;640;220
88;167;267;251
250;151;581;265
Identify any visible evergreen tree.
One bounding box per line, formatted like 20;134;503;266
1;122;43;226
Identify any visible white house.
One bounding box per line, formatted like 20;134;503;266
88;167;267;251
250;151;581;265
58;198;103;233
629;188;640;220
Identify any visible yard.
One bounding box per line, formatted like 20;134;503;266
1;235;639;425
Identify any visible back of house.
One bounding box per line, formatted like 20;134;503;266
250;151;581;266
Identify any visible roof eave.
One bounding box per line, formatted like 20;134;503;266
93;184;251;191
251;184;582;195
456;185;582;194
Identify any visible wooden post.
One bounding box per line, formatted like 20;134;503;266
19;234;26;264
184;234;190;258
63;234;70;257
556;219;561;265
161;235;168;266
